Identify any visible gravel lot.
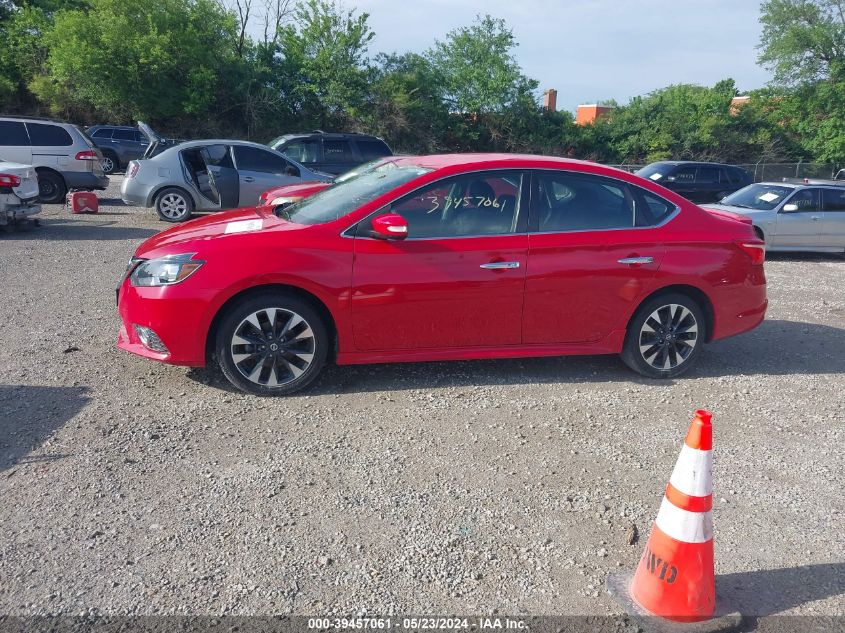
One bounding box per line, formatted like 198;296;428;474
1;177;843;618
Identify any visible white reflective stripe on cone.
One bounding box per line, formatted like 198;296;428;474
654;496;714;543
668;444;713;497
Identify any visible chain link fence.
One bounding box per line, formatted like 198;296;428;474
608;162;841;182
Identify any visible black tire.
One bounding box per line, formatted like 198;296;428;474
215;293;328;396
36;170;67;204
101;151;119;175
154;187;194;222
620;293;706;379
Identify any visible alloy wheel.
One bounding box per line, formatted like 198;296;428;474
159;193;188;219
101;156;115;173
638;303;699;370
230;308;316;387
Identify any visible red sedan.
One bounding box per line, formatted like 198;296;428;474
117;154;767;395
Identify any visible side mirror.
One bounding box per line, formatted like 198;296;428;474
370;213;408;240
782;203;799;212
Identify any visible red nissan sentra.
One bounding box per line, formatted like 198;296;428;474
117;154;767;396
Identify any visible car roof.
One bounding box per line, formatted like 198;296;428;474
88;124;138;130
389;153;613;172
650;160;740;168
165;139;277;150
279;131;386;141
0;114;71;125
757;181;845;189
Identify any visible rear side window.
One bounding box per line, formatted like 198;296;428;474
0;121;30;146
535;171;635;231
356;139;391;161
822;188;845;211
634;188;676;226
26;122;73;146
786;189;820;211
91;128;113;139
323;140;355;162
697;167;719;183
112;129;136;141
671;166;696;182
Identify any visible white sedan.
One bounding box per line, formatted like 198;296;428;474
0;160;41;229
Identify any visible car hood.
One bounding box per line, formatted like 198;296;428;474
263;180;331;201
134;207;300;257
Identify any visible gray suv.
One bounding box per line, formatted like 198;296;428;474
86;123;180;174
0;115;108;203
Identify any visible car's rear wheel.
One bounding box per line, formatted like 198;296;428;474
36;170;67;204
215;293;328;396
621;293;706;379
101;152;118;175
155;187;193;222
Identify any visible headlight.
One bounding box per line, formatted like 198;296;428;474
130;253;205;287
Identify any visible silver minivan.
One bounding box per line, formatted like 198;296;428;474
0;116;109;203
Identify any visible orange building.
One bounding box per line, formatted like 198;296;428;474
576;104;615;125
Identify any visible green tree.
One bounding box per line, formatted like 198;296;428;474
277;0;374;128
31;0;241;124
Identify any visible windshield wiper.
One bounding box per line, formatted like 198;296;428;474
727;203;753;209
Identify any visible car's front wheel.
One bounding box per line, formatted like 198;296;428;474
620;293;706;379
215;293;328;396
155;187;194;222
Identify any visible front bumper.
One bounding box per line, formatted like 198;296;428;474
65;171;109;191
116;278;212;367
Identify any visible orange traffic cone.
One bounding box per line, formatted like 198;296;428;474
608;410;741;631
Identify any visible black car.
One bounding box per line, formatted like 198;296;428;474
268;131;392;176
86;123;180;174
635;161;752;204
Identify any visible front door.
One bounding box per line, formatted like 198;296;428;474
523;170;669;344
351;170;529;351
775;189;822;248
232;145;300;205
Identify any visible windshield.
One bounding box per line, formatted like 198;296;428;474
721;183;794;210
635;163;672;181
282;164;431;225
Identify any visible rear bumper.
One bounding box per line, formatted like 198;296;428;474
710;266;768;341
120;177;151;207
65;171;109;191
0;196;41;224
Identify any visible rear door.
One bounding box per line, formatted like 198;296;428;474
820;188;845;248
775;188;822;248
0;121;31;163
522;170;669;344
232;145;300;205
199;144;239;209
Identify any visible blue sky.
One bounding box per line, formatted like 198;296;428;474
354;0;773;112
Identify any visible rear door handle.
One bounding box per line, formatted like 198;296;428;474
618;256;654;265
480;261;520;270
242;176;255;183
810;216;821;221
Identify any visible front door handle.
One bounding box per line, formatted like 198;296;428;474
242;176;255;183
810;215;821;221
618;256;654;265
480;261;520;270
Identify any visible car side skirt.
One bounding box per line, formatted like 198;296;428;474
335;330;628;366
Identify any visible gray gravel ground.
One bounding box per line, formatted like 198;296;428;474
0;178;843;617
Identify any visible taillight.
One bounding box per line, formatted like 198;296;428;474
127;162;139;179
735;240;765;265
0;173;22;187
75;150;99;160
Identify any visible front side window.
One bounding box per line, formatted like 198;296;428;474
283;164;431;226
26;122;73;146
356;139;391;161
822;188;845;211
671;166;697;182
234;145;289;174
785;189;820;212
384;170;524;238
281;139;319;165
697;167;719;183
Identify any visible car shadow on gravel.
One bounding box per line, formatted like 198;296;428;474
0;385;90;473
3;219;157;241
719;562;845;617
186;319;844;395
